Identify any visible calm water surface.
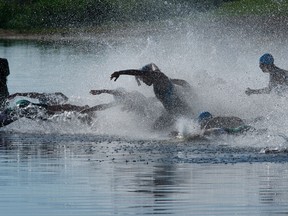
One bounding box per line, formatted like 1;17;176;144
0;39;288;216
0;132;288;216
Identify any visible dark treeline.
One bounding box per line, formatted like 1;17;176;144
0;0;237;30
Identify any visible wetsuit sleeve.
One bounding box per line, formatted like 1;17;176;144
246;87;271;95
112;70;145;76
80;103;115;114
90;89;125;97
111;69;147;82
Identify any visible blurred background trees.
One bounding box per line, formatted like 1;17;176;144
0;0;250;30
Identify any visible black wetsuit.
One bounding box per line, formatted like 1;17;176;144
0;58;10;111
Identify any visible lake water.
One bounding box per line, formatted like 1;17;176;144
1;133;288;216
1;22;288;215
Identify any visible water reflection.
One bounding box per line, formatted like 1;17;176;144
132;164;186;214
1;132;288;215
258;164;288;208
111;163;187;215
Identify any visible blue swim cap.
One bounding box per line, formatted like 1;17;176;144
259;53;274;65
16;99;31;108
141;63;160;72
198;111;213;123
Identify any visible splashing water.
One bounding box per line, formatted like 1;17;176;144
1;16;288;151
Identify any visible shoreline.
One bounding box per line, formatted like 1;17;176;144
1;15;288;43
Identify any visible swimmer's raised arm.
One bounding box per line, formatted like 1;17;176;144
90;89;125;97
90;89;111;95
110;70;145;81
80;103;115;114
245;87;271;96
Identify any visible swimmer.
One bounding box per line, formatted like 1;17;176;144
197;111;252;135
171;111;254;141
0;58;92;126
0;99;93;127
0;100;47;128
110;63;194;130
7;96;92;124
81;88;161;120
1;58;72;110
246;53;288;96
8;92;69;105
14;99;89;116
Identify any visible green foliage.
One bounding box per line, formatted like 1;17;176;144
0;0;227;30
0;0;286;30
0;1;21;28
0;0;114;29
216;0;288;16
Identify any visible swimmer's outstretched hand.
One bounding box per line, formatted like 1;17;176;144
245;87;253;96
110;72;120;81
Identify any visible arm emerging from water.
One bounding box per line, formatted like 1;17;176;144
45;104;89;114
90;89;125;97
80;103;115;114
110;70;145;81
245;87;271;95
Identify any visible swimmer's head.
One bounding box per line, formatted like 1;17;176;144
141;63;160;72
136;63;159;86
16;99;31;108
259;53;274;65
198;111;213;123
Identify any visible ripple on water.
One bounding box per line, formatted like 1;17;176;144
0;132;288;215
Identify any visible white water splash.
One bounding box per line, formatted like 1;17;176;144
2;16;288;149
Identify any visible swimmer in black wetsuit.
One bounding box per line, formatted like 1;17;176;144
246;53;288;96
8;92;69;105
197;111;252;135
0;58;94;126
0;58;10;111
0;99;93;128
0;100;46;128
8;93;91;117
15;99;90;116
81;88;161;121
110;63;194;130
171;111;253;140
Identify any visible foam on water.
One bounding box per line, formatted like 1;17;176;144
1;16;288;151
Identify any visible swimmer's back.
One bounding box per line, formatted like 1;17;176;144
204;116;245;130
